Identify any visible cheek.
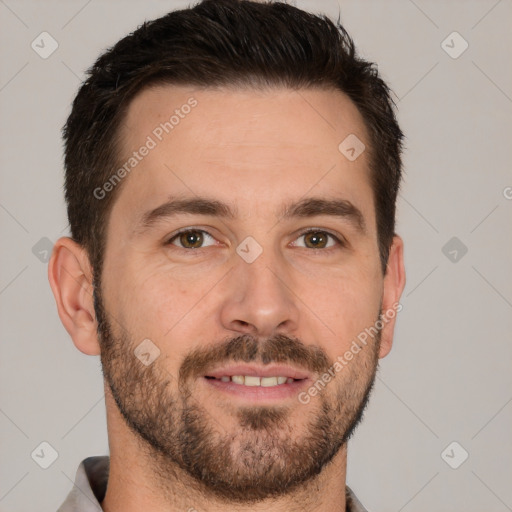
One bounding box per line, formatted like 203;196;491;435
301;264;381;331
124;263;217;337
299;279;381;369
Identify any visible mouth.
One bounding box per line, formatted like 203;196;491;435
206;375;297;386
202;364;312;401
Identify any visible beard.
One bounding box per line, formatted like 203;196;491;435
94;286;382;504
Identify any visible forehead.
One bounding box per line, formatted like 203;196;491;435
120;83;368;156
111;84;374;228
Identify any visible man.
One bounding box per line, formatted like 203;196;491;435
49;0;406;510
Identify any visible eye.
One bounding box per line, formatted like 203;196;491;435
167;229;217;249
292;229;344;250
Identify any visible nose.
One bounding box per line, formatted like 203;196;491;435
219;250;300;338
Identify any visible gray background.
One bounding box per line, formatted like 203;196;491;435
1;0;511;510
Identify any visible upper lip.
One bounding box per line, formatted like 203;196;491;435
204;364;312;380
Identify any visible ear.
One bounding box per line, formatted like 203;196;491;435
48;237;101;356
378;235;406;359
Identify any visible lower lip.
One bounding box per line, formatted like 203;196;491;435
203;377;311;402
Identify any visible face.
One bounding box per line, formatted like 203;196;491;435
96;85;393;501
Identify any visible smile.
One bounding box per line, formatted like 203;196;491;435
205;375;300;387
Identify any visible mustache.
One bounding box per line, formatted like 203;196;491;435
179;333;332;384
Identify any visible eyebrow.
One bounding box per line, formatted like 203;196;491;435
136;195;366;234
280;197;366;233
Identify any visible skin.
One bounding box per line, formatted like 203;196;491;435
49;85;406;512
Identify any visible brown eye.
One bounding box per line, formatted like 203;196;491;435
179;231;203;248
303;231;329;249
293;230;342;250
168;230;216;249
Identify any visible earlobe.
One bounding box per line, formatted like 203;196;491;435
48;237;101;356
378;235;406;359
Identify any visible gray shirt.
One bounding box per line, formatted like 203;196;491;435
57;456;369;512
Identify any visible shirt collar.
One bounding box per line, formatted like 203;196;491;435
58;456;369;512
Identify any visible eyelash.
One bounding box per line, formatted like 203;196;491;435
165;228;346;253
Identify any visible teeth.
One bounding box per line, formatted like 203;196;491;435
222;375;294;387
261;377;278;387
244;376;260;387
